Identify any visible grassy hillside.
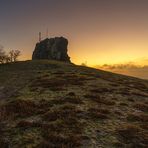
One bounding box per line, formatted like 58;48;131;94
0;60;148;147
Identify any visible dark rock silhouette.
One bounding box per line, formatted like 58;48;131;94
32;37;71;62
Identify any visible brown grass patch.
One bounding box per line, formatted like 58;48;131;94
133;103;148;112
117;124;148;146
67;92;76;96
41;133;82;147
131;92;148;97
90;88;115;94
140;124;148;130
30;74;88;91
117;88;131;96
60;74;89;85
49;97;82;105
17;120;36;128
127;113;148;122
87;108;109;120
98;98;115;106
17;120;50;129
0;99;37;120
30;78;66;91
0;139;9;148
130;82;148;92
42;104;82;122
52;71;65;75
114;110;123;116
110;83;120;87
40;104;85;147
84;94;116;106
127;98;135;102
62;97;83;104
0;99;52;121
119;102;128;106
84;94;99;99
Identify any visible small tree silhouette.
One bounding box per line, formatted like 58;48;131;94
9;50;21;62
0;45;6;64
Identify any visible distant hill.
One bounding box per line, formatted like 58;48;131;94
0;60;148;147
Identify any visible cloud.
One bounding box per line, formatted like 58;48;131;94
94;62;148;80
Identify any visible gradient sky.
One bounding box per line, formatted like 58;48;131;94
0;0;148;66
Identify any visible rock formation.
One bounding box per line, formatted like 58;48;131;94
32;37;71;62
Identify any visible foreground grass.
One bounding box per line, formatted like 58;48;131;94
0;60;148;147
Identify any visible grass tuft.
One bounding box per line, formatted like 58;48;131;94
117;124;148;146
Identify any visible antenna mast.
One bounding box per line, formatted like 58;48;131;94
39;32;41;42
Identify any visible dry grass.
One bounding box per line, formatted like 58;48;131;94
97;98;115;106
84;94;116;106
60;74;91;85
87;107;110;120
90;88;114;94
52;71;65;75
67;92;76;96
0;99;52;121
17;120;36;128
49;96;82;105
131;92;148;97
130;82;148;92
0;60;148;147
127;98;135;102
140;124;148;130
117;124;148;147
0;99;37;120
127;113;148;122
40;104;85;147
30;78;67;91
133;103;148;112
62;97;83;104
41;133;82;147
30;74;89;91
117;87;131;96
0;139;8;148
42;104;82;122
119;102;128;106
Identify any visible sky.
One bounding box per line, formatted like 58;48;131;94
0;0;148;67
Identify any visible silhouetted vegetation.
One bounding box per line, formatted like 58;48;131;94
0;45;21;64
117;124;148;147
9;50;21;62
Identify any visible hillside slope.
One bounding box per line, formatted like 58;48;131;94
0;60;148;147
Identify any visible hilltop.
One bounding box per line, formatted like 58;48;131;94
0;60;148;147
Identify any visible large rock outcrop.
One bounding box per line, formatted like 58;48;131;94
32;37;71;62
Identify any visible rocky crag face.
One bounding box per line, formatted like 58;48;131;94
32;37;71;62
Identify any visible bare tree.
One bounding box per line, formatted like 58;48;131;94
5;55;11;63
9;50;14;62
0;45;6;64
0;45;21;64
9;50;21;62
13;50;21;62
